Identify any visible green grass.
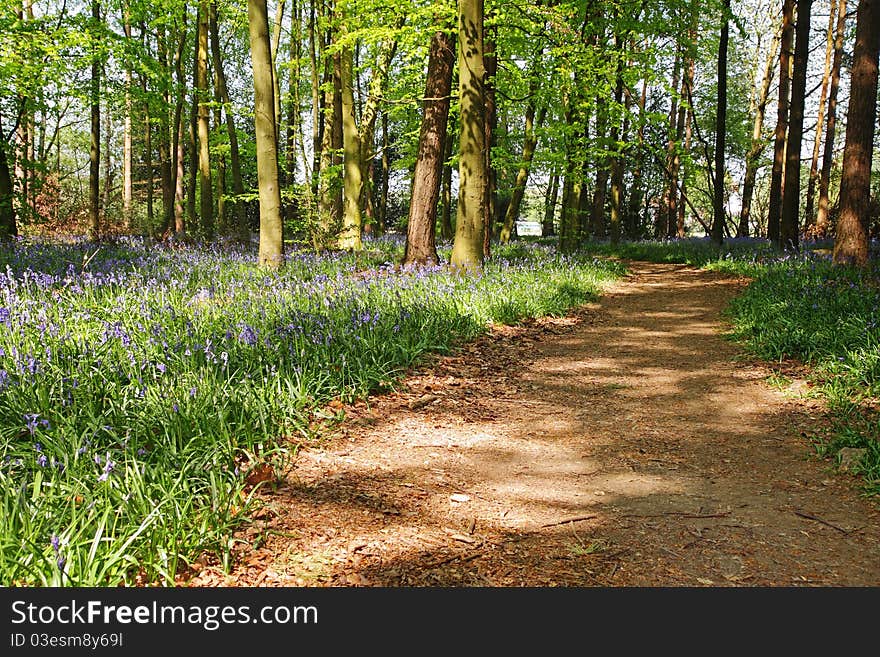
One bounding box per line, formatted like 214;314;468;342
0;236;623;586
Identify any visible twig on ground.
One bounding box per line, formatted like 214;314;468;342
427;552;481;569
540;515;597;528
793;510;850;534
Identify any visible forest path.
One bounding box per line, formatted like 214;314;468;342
191;261;880;586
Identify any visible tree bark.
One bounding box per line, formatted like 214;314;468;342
833;0;880;266
196;0;214;238
450;0;487;271
816;0;848;237
768;0;794;247
739;27;780;237
0;135;17;239
780;0;812;252
542;172;558;237
338;39;363;251
210;1;248;240
89;0;101;241
712;0;730;246
404;25;455;265
803;0;838;232
122;6;133;229
659;51;681;238
500;103;545;244
248;0;284;267
439;127;454;240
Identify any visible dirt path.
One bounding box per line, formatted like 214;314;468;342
191;261;880;587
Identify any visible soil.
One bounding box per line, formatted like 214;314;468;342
186;261;880;587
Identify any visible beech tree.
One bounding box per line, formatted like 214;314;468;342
833;0;880;266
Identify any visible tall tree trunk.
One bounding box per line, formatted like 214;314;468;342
338;40;363;251
157;27;174;235
102;90;112;227
482;23;496;258
309;0;321;196
122;7;133;229
677;53;694;238
542;172;558;237
214;71;227;232
712;0;730;246
172;13;187;235
816;0;848;237
668;56;688;238
380;109;392;234
659;51;681;238
626;77;648;238
780;0;812;251
500;103;545;244
833;0;880;266
451;0;486;270
768;0;794;247
404;24;455;265
143;87;155;229
196;0;213;238
286;0;301;184
89;0;101;241
608;44;626;244
803;0;838;232
0;134;17;238
210;1;247;239
271;0;285;136
739;27;780;237
439;126;454;240
248;0;284;267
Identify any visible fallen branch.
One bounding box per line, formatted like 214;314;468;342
427;552;481;569
793;510;850;534
541;515;597;528
622;511;731;519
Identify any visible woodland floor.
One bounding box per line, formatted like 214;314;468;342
187;261;880;587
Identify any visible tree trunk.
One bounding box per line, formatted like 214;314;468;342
609;45;626;244
286;0;301;184
803;0;838;232
450;0;487;271
196;0;214;238
626;77;648;238
271;0;285;136
404;25;455;265
102;90;112;228
816;0;848;237
482;23;496;258
89;0;101;241
739;28;780;237
659;51;681;238
338;40;363;251
248;0;284;267
156;27;175;235
210;1;248;240
712;0;730;246
0;136;17;239
542;173;558;237
833;0;880;266
780;0;812;252
591;93;608;239
439;127;454;241
500;103;545;244
122;7;133;229
172;13;187;235
768;0;794;247
380;110;393;234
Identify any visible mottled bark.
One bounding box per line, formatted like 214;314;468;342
768;0;794;246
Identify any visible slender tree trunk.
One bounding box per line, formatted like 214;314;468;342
89;0;101;241
0;133;17;238
309;1;321;196
803;0;838;232
248;0;284;267
816;0;848;237
500;103;545;244
833;0;880;266
196;0;213;238
286;0;301;184
439;126;454;240
739;28;780;237
659;51;681;238
102;91;112;229
157;27;174;235
172;14;187;235
404;25;455;265
380;110;392;234
450;0;487;271
668;59;687;238
482;23;496;258
214;71;227;233
712;0;730;246
768;0;794;246
780;0;812;251
542;173;558;237
143;87;154;229
626;77;648;238
609;45;625;244
210;1;247;239
271;0;285;136
122;8;133;229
